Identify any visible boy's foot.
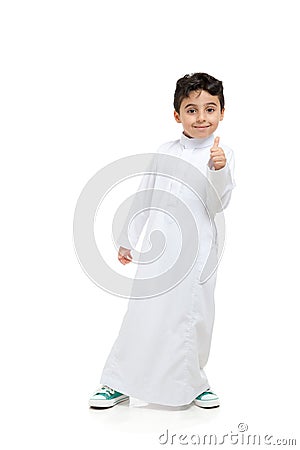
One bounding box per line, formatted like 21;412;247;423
89;384;129;408
193;389;220;408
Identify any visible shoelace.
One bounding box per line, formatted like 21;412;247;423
98;384;115;395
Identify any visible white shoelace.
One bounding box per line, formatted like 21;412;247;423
97;384;115;395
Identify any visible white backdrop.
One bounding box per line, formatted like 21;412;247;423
1;0;299;449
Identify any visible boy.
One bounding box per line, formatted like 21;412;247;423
89;72;236;409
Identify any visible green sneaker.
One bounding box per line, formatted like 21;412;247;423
89;384;129;408
194;389;220;408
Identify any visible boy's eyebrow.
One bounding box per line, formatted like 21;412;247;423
184;102;218;109
184;103;197;109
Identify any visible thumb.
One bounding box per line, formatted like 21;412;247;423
213;136;220;148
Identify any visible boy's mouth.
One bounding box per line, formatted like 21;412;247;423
194;125;210;129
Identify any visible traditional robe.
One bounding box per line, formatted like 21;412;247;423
100;133;236;406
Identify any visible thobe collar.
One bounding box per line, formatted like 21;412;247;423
180;132;215;149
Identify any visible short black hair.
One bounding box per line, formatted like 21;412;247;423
174;72;224;113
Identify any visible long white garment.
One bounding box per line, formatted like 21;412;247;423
100;133;236;406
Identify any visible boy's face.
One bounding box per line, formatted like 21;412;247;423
174;90;224;139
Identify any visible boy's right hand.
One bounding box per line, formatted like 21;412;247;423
118;246;133;265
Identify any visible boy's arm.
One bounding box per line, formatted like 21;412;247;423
116;153;158;251
205;145;236;214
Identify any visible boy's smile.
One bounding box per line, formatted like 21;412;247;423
174;90;225;139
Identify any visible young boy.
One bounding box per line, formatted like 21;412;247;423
89;72;236;409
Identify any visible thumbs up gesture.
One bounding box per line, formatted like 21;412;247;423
209;136;226;170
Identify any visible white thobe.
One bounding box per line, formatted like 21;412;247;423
100;132;236;406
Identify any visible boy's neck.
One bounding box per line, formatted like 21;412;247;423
182;131;213;141
180;132;215;149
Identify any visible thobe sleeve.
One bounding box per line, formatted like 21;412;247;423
205;146;236;214
116;153;158;250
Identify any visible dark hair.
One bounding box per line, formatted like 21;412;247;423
174;72;224;113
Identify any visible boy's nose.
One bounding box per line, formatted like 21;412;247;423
196;112;206;122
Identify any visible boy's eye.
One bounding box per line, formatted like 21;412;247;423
206;108;215;113
187;109;196;113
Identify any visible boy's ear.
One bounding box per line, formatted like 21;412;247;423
220;108;225;121
174;110;181;123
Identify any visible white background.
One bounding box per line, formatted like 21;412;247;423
1;0;299;449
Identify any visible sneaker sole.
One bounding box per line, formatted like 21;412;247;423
89;395;129;408
193;399;220;409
